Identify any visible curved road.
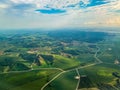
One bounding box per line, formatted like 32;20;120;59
41;46;103;90
0;46;103;90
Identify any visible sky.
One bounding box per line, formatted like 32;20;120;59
0;0;120;29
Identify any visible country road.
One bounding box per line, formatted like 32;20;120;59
75;69;80;90
0;46;102;90
94;46;103;64
41;71;66;90
0;68;64;74
40;46;103;90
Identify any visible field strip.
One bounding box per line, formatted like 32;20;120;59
41;71;66;90
0;68;64;74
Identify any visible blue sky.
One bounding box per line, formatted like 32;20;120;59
0;0;120;29
36;9;66;14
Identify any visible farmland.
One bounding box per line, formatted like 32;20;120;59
0;30;120;90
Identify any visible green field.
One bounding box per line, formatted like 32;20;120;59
44;70;78;90
0;30;120;90
0;69;61;90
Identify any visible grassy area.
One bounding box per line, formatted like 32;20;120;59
0;69;61;90
45;70;78;90
0;30;120;90
53;55;80;69
78;63;120;89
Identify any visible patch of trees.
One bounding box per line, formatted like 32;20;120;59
112;72;120;78
15;41;39;48
62;50;80;55
19;53;36;63
0;56;16;67
40;54;54;65
7;35;40;48
52;46;64;54
62;49;94;55
19;53;41;66
0;56;22;72
79;76;94;88
11;62;30;71
115;79;120;89
97;83;115;90
113;72;120;89
19;53;54;66
4;48;20;53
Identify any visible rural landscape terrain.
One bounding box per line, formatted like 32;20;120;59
0;29;120;90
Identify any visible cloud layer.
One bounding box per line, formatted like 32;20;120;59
0;0;120;29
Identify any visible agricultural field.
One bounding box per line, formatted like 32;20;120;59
0;30;120;90
0;69;61;90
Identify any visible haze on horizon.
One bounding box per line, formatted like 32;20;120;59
0;0;120;30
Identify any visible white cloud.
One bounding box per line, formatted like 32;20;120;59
0;0;120;29
9;0;90;9
0;4;8;9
